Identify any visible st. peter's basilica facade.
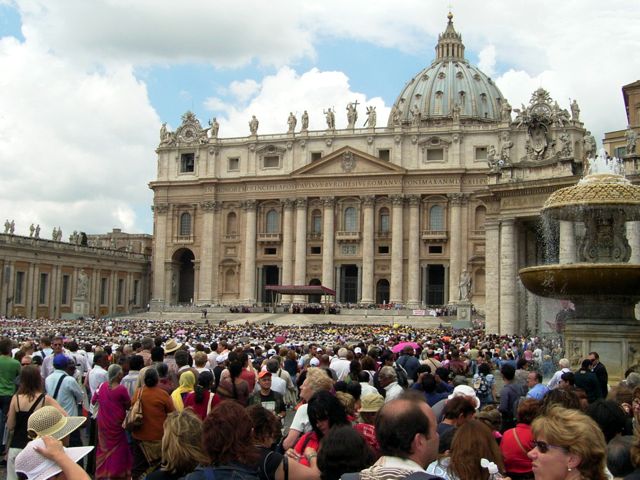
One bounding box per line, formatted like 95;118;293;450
150;14;639;334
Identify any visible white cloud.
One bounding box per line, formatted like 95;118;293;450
0;36;158;237
477;45;496;78
204;67;390;137
229;79;260;104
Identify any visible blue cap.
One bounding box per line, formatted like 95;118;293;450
53;353;70;370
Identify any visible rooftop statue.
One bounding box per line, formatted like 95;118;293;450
249;115;259;135
364;106;377;128
301;110;309;131
287;112;297;133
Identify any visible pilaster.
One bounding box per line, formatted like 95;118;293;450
360;195;375;304
499;218;517;334
293;198;308;302
322;197;335;292
242;200;257;304
407;195;421;306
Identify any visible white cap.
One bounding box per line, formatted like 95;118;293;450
447;384;481;409
309;357;320;367
354;347;362;354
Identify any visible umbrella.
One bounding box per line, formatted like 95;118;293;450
274;335;286;344
176;329;186;335
392;341;420;353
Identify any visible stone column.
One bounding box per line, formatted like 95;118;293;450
322;198;335;291
281;199;295;302
293;198;308;302
499;218;517;335
627;222;640;263
559;221;576;264
198;201;218;303
151;204;169;307
360;195;375;304
242;200;257;304
1;261;12;316
447;193;463;303
484;219;500;333
211;203;221;303
407;195;421;306
390;194;404;304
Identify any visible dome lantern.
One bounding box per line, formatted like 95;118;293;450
436;12;465;61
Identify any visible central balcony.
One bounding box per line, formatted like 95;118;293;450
257;232;282;243
336;231;361;243
421;230;448;243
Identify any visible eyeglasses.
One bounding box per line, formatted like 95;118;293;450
532;440;568;454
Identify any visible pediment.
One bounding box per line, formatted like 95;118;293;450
291;146;406;177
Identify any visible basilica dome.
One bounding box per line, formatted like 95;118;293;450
388;13;506;126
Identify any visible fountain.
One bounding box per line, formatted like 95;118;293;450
519;149;640;380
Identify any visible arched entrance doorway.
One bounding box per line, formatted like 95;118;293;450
376;279;390;305
172;249;195;304
309;278;322;303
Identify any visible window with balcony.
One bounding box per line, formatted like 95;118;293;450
179;212;191;236
379;207;390;233
429;205;445;231
311;209;322;234
344;207;357;232
265;209;279;233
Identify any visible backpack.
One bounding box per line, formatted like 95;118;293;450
393;362;409;388
473;374;490;397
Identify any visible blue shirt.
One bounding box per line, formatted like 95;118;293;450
45;369;84;416
527;382;549;400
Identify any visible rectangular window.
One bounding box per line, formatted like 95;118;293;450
100;278;108;305
428;245;443;254
264;247;277;255
133;279;140;306
38;273;48;305
61;275;70;305
427;148;444;161
117;278;125;305
311;152;322;162
180;153;195;173
14;271;25;304
378;245;389;254
614;146;627;158
228;157;240;171
263;155;280;168
378;149;390;161
310;246;322;255
475;146;488;160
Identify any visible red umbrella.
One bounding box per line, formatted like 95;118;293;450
392;341;420;353
274;335;287;344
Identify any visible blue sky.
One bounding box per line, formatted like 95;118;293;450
0;1;638;235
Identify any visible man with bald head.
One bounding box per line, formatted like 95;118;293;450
351;392;445;479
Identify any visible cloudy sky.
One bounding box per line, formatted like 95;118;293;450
0;0;638;236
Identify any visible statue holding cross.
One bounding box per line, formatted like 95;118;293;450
346;100;359;128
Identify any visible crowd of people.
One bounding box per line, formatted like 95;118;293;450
0;316;638;479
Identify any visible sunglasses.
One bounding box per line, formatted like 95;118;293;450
532;440;567;454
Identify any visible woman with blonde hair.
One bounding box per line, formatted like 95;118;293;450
282;367;334;450
528;405;607;480
146;409;210;480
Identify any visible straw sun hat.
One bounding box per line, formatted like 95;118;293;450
27;406;86;441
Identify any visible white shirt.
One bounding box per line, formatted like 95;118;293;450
289;403;311;434
384;381;404;402
547;367;571;390
87;365;108;417
330;357;351;381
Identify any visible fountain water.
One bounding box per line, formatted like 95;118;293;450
519;149;640;379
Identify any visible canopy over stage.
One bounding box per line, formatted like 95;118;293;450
265;285;336;297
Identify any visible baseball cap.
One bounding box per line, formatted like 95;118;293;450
16;437;93;480
258;370;272;379
267;348;277;356
309;357;320;367
354;347;362;354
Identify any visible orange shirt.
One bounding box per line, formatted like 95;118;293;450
131;386;175;441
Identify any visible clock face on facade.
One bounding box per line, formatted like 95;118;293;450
531;102;551;118
179;126;197;143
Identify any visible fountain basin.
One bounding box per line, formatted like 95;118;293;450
519;264;640;299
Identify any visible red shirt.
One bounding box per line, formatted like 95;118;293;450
294;431;320;467
183;390;222;420
500;423;534;474
355;423;380;458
